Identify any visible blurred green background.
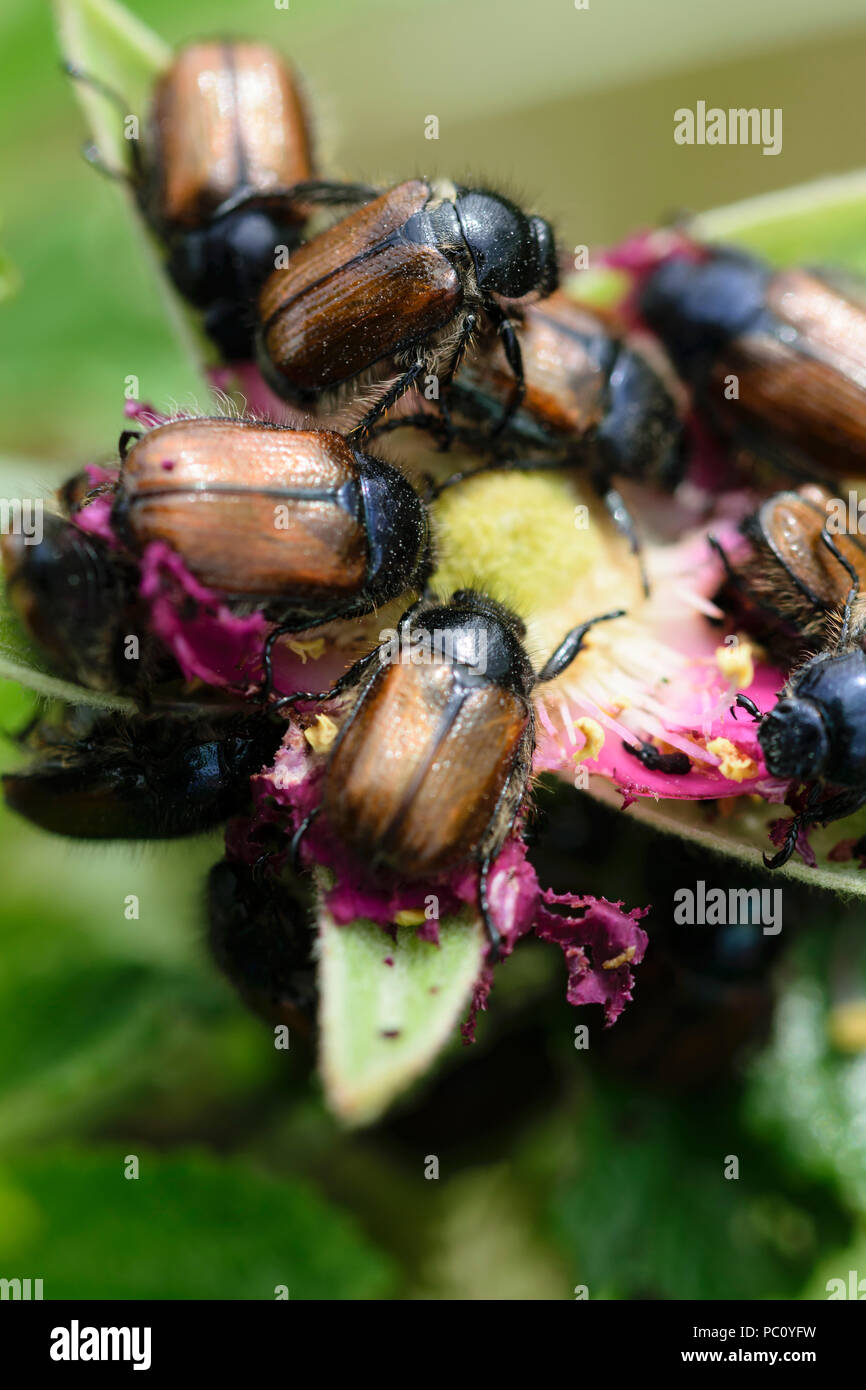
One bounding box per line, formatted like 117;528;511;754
2;0;866;1299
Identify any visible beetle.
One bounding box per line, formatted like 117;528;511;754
378;290;686;589
206;860;316;1031
0;511;162;694
637;242;866;480
112;416;431;694
734;523;866;866
66;40;376;358
3;705;284;840
256;177;559;439
710;484;866;662
278;589;624;955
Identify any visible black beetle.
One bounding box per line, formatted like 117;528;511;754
736;532;866;866
3;705;284;840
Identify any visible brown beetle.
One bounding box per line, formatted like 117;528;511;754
281;590;623;954
257;178;558;438
378;289;686;588
67;40;375;358
112;417;431;690
638;244;866;480
711;484;866;662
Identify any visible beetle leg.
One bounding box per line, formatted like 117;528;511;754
290;807;320;869
366;411;447;443
763;781;824;870
269;643;382;711
819;528;860;649
490;315;526;437
213;180;379;221
536;609;626;684
63;62;143;180
260;610;357;701
284;179;380;207
347;360;427;444
118;429;143;461
477;853;502;962
435;310;480;449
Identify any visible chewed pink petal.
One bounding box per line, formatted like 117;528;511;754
538;521;790;800
139;542;268;689
600;227;697;277
123;400;169;428
137;542;351;696
74;493;118;547
461;967;494;1044
535;893;650;1026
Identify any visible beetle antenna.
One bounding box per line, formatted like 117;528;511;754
290;808;319;869
536;609;626;685
733;693;763;721
707;533;742;590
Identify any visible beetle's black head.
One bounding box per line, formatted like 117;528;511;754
455;189;558;301
637;246;771;381
409;589;534;695
757;697;830;781
356;450;430;605
595;346;686;489
167;207;303;359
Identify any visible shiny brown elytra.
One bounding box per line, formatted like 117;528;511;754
382;288;686;589
257;177;558;439
113;417;430;646
69;40;374;358
712;484;866;662
145;41;314;233
282;591;623;954
639;245;866;480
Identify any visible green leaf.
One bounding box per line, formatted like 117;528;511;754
0;1147;395;1298
549;1076;846;1300
803;1226;866;1300
0;241;19;304
590;778;866;898
54;0;169;166
318;904;485;1127
694;170;866;271
0;847;281;1150
746;930;866;1213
